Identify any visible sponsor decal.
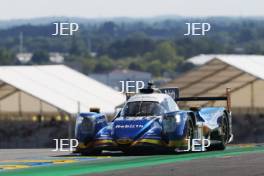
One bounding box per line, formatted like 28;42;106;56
115;124;144;128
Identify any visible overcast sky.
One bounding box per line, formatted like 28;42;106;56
0;0;263;20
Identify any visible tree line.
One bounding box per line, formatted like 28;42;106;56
0;17;264;77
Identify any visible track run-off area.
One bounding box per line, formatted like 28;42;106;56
0;144;263;176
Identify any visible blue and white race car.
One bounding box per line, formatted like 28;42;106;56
75;84;233;155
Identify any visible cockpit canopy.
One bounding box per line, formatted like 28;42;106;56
121;94;179;117
121;101;163;117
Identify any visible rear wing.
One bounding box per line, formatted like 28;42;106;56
126;83;231;112
172;88;232;112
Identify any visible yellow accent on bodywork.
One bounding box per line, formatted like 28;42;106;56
116;139;133;145
132;139;164;146
78;142;93;149
94;140;117;146
168;139;188;147
78;142;87;149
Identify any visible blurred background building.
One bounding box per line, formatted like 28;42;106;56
166;54;264;114
0;65;125;148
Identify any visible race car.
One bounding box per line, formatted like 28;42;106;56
74;83;233;155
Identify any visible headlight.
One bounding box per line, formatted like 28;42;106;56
76;115;83;125
163;116;176;133
175;114;181;123
80;118;95;134
75;115;95;137
163;113;181;133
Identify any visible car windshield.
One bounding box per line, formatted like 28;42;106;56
121;101;164;117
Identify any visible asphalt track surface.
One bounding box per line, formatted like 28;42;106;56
0;144;263;176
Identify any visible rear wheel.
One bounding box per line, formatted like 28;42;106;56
210;114;229;150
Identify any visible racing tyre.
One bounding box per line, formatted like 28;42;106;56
184;118;194;152
209;114;229;150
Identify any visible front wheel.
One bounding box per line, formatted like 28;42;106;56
181;118;194;152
